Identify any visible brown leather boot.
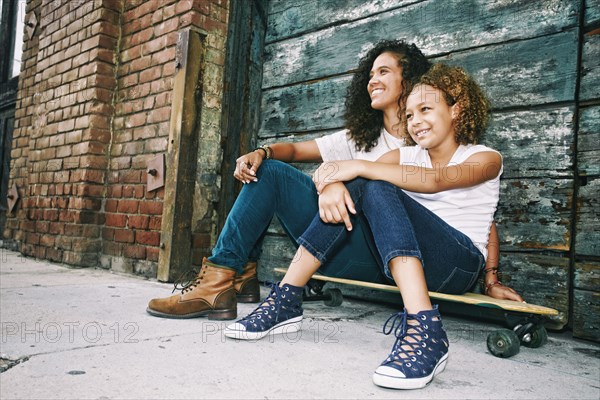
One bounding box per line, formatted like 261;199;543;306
234;261;260;303
147;258;237;320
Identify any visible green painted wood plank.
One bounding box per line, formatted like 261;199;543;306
578;106;600;176
259;75;351;137
439;30;578;108
498;252;568;327
257;233;297;282
585;0;600;27
485;107;575;179
574;261;600;292
496;178;573;251
575;176;600;257
581;33;600;101
573;289;600;342
266;0;414;43
263;0;579;88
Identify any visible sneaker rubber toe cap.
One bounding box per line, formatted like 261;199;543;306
374;365;406;378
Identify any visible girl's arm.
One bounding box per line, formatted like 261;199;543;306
485;223;525;302
313;151;502;193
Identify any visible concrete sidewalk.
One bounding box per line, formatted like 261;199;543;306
0;249;598;400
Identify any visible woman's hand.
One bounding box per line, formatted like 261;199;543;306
486;281;525;302
234;150;265;184
318;182;356;231
313;160;363;193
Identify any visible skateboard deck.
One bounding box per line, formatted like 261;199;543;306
273;267;558;358
274;268;557;316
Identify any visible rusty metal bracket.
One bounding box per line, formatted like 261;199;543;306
7;183;19;214
146;154;165;192
24;13;38;41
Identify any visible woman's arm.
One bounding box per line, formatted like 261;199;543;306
235;140;322;183
270;141;323;163
313;151;502;193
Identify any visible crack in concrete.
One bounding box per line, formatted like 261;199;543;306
0;356;30;373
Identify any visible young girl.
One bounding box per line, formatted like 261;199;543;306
225;63;503;390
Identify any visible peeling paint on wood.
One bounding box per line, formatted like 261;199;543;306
262;0;578;88
573;290;600;342
585;0;600;27
259;75;350;137
581;33;600;101
496;178;572;251
578;106;600;177
266;0;412;43
498;252;569;327
575;177;600;257
574;261;600;292
258;234;298;282
485;107;574;178
439;30;578;109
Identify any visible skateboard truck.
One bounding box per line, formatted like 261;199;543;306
303;279;343;307
486;313;548;358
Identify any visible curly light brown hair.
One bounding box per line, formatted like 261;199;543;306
403;63;490;145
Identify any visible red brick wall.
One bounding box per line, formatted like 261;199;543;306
5;0;230;276
6;0;121;266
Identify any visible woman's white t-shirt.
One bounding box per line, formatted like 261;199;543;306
399;144;502;259
315;128;405;162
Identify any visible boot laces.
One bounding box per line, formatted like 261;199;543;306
383;311;429;366
171;266;207;294
240;282;282;323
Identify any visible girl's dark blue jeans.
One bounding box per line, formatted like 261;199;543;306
298;179;485;294
208;160;388;283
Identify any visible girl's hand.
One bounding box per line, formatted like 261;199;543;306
234;150;265;184
318;182;356;231
313;160;362;193
486;282;525;302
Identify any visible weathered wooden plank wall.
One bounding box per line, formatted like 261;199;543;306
574;6;600;339
251;0;598;340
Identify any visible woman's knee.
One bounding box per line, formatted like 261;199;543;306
255;159;288;179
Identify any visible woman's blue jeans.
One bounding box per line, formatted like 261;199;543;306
298;179;485;294
209;160;387;282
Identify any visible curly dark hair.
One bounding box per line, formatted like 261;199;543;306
406;63;490;145
343;40;431;152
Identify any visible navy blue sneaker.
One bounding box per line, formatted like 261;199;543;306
373;306;449;390
224;282;303;340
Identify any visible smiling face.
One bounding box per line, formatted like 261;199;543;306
405;84;458;150
368;52;404;113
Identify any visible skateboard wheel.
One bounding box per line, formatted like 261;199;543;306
323;288;343;307
487;329;520;358
522;324;548;348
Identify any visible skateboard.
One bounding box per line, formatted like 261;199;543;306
273;268;559;358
